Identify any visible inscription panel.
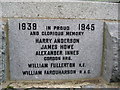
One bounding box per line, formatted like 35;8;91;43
9;19;103;80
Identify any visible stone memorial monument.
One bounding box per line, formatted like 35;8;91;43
8;19;103;80
0;1;119;88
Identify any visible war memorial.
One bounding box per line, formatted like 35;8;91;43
0;0;120;88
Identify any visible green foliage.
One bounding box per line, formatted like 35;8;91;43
4;86;15;90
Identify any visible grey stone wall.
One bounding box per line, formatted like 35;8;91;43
0;22;2;81
0;2;2;83
1;2;118;20
0;2;119;83
0;0;120;2
0;21;6;82
106;22;120;82
103;22;120;82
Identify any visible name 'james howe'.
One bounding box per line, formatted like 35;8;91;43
35;38;79;55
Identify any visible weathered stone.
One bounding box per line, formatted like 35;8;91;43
0;21;2;82
103;22;120;82
8;19;103;80
0;20;6;83
0;0;120;2
1;2;118;20
0;3;2;18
